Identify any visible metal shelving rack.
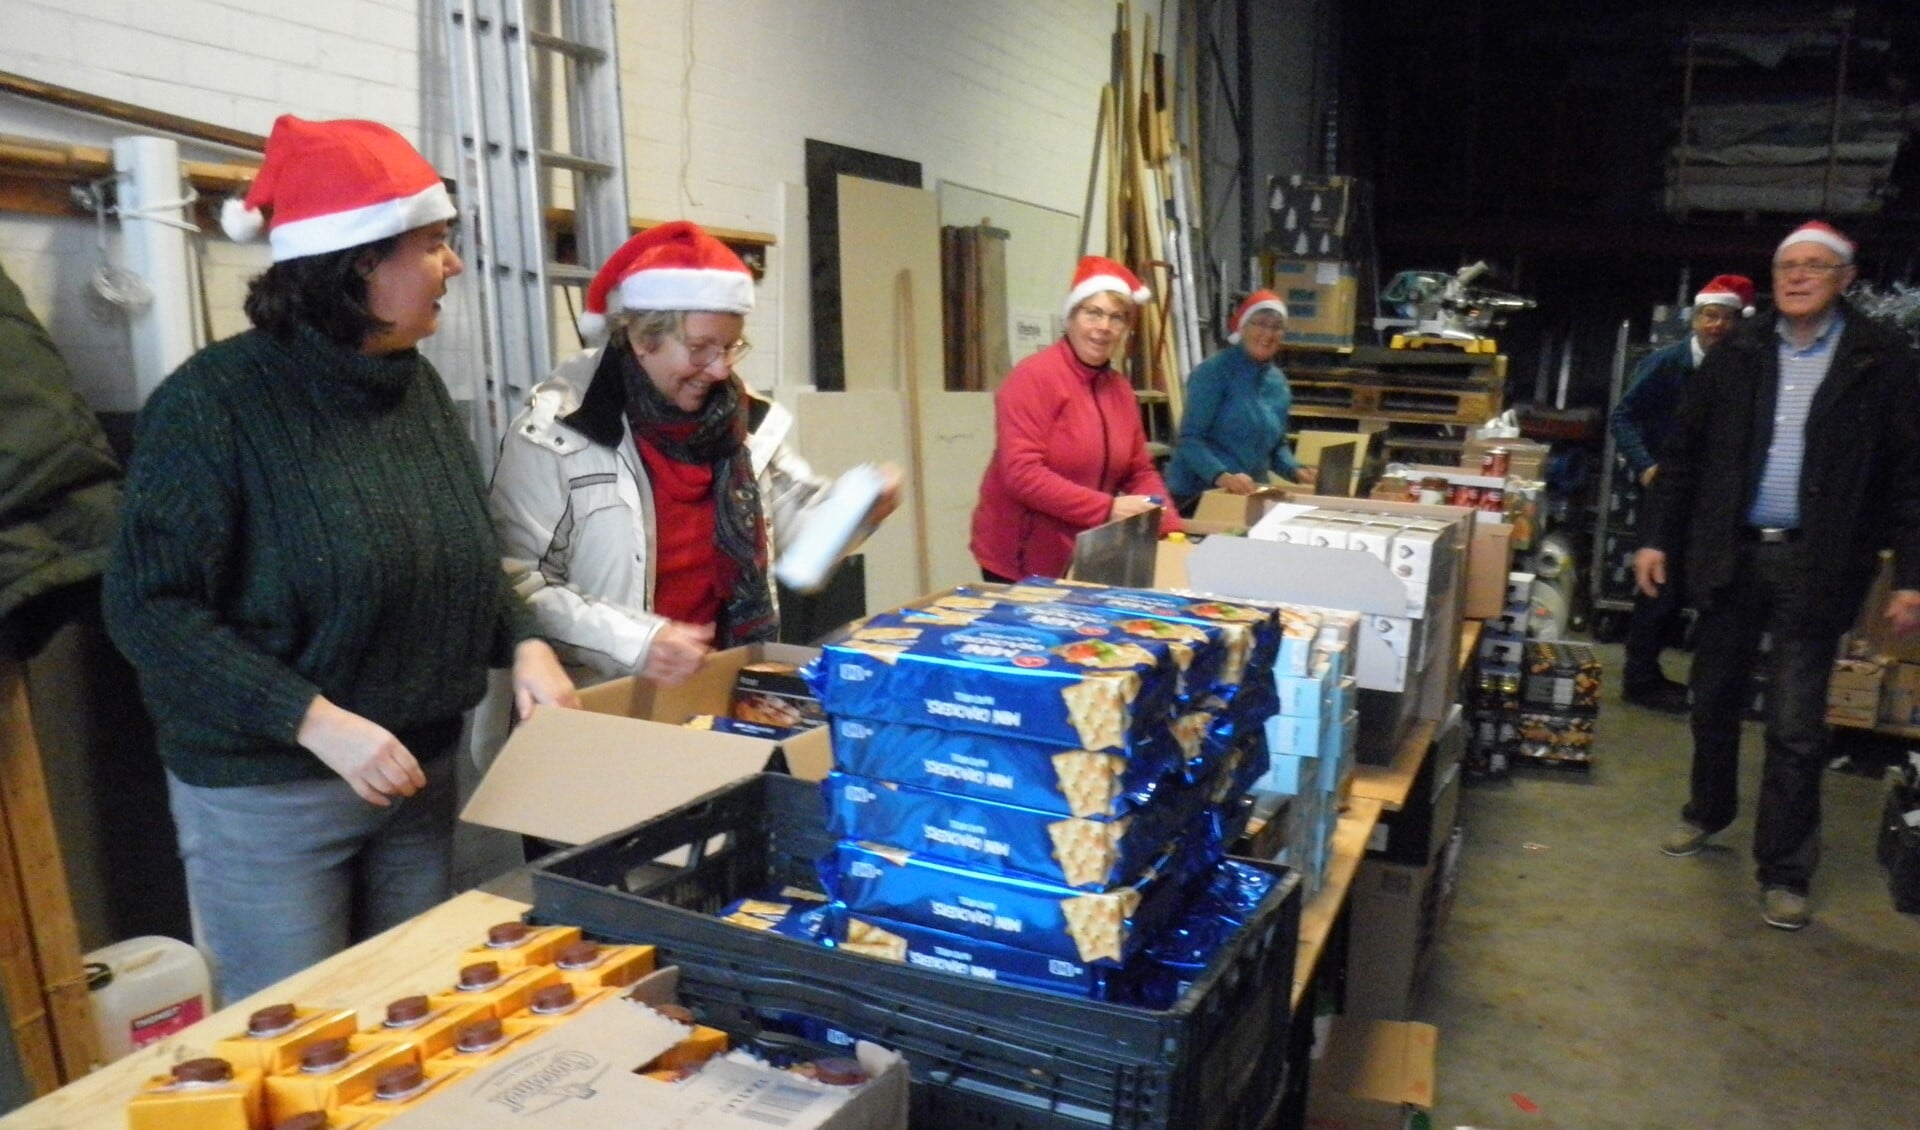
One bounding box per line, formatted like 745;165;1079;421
1589;321;1650;640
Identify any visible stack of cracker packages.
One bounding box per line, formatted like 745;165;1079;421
808;580;1283;1004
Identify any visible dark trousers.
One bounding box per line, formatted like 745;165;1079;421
1624;543;1685;688
1684;540;1833;894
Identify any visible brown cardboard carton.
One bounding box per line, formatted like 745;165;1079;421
1304;1019;1438;1130
462;644;831;845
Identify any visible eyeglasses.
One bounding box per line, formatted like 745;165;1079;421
677;335;752;368
1074;306;1132;327
1242;316;1286;334
1772;260;1847;277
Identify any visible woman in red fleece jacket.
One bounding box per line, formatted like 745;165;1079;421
970;256;1178;580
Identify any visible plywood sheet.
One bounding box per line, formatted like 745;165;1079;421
836;174;942;395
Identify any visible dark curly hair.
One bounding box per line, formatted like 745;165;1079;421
242;233;401;348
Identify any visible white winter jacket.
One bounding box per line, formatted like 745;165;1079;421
487;347;828;683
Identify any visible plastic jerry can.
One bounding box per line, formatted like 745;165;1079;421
85;936;212;1064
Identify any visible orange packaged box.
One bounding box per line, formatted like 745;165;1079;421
427;1014;545;1069
362;993;488;1061
512;981;619;1032
334;1061;468;1121
262;1034;416;1124
212;1003;359;1075
463;920;581;970
637;1003;729;1081
126;1056;264;1130
444;959;559;1020
551;939;656;992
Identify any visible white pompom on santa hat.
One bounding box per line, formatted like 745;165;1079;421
1775;219;1855;265
1692;274;1756;318
1062;255;1152;321
1228;289;1288;343
576;220;755;343
221;115;454;262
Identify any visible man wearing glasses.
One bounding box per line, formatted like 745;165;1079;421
1612;274;1755;714
1635;221;1920;930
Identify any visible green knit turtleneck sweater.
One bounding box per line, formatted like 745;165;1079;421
103;325;536;787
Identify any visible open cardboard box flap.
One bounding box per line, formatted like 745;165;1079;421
1306;1018;1437;1129
462;643;830;845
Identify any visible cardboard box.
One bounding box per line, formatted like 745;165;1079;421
1305;1018;1437;1130
1271;258;1359;349
1463;521;1515;619
1462;437;1550;481
1268;174;1360;260
1369;706;1463;865
463;644;832;845
386;988;910;1130
1342;855;1441;1021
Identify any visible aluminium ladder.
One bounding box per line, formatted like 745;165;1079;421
446;0;630;466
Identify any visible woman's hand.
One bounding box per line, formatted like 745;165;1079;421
864;463;905;525
297;696;425;807
1109;494;1160;521
511;639;579;720
1214;472;1257;495
643;621;715;687
1293;466;1319;487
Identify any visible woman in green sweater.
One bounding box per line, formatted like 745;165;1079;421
103;116;575;1004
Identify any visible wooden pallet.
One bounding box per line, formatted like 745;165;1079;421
1289;380;1503;424
1282;344;1509;386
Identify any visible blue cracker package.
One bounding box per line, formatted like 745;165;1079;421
827;715;1169;818
822;822;1224;968
904;591;1232;704
1005;579;1283;693
715;892;835;943
684;714;803;741
818;611;1181;752
822;750;1235;890
834;912;1119;999
1110;860;1280;1009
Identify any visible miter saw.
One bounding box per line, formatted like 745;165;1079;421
1374;260;1535;353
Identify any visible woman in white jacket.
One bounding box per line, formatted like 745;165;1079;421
483;221;894;702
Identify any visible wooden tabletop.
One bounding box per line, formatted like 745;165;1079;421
0;889;530;1130
1291;795;1382;1010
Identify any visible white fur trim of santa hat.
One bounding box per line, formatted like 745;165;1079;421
267;182;455;262
1692;274;1757;318
1062;255;1152;321
1228;289;1288;344
1775;220;1854;265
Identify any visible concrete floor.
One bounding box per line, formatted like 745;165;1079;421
1417;641;1920;1129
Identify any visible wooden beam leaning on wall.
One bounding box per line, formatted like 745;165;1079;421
0;657;98;1089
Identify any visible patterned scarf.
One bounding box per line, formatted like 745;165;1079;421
620;348;776;646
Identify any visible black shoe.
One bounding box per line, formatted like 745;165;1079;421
1624;678;1690;714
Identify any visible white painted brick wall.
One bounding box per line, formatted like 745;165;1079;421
2;0;1121;411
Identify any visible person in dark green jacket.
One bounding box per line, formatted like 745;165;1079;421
103;116;576;1004
1165;290;1317;515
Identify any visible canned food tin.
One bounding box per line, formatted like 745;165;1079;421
1481;447;1511;477
1417;476;1450;505
1449;483;1480;508
1479;487;1505;513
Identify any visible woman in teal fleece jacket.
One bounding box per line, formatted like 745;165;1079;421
102;116;575;1004
1165;290;1317;514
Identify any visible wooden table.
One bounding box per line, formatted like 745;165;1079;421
0;889;530;1130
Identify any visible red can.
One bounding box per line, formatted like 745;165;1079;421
1481;447;1511;477
1479;487;1506;513
1449;483;1481;508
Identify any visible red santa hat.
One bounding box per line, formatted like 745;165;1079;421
578;220;755;341
220;115;454;262
1228;289;1288;343
1063;255;1152;321
1692;274;1756;318
1775;220;1855;265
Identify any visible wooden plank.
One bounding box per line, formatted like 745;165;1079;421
0;661;61;1095
0;69;268;152
0;661;97;1082
0;890;525;1130
1294;795;1382;1009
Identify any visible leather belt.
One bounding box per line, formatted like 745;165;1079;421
1744;526;1801;544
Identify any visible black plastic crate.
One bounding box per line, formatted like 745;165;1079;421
528;772;1301;1129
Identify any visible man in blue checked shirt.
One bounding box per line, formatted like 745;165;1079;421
1611;273;1754;713
1635;220;1920;932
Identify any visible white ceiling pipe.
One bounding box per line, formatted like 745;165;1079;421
113;136;200;406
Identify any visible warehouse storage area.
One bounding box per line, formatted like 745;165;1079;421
2;2;1920;1128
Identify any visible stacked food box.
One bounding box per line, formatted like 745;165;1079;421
1467;571;1533;777
1516;640;1602;768
813;580;1280;1002
1253;605;1360;899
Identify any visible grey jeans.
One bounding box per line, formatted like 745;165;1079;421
166;752;456;1005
